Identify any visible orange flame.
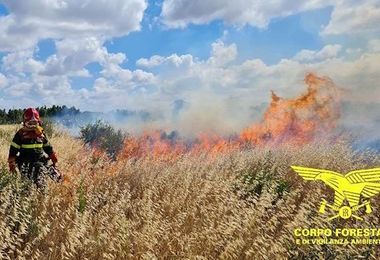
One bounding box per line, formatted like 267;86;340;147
239;73;341;146
118;130;187;161
116;73;341;160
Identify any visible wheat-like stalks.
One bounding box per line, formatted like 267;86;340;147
0;126;379;259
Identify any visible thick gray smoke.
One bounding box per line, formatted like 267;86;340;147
339;102;380;151
51;98;380;152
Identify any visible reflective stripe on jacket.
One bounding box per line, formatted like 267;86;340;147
9;127;54;163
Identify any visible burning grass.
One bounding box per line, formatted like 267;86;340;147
112;73;341;161
0;125;380;259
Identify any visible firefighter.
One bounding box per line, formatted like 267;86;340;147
8;108;58;189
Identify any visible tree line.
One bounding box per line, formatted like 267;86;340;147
0;105;80;124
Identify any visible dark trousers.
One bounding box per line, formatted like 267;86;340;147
17;161;48;190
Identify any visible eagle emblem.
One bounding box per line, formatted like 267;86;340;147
291;166;380;220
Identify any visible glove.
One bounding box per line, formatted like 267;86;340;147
8;157;16;173
49;153;58;165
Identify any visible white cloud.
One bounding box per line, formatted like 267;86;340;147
99;50;155;88
322;0;380;35
0;73;8;89
136;41;379;106
41;37;108;77
0;1;152;108
345;48;363;55
293;44;342;62
3;74;73;98
1;38;155;111
369;39;380;52
207;40;237;67
2;49;44;74
137;54;194;68
161;0;380;42
1;35;155;87
100;66;155;89
137;55;165;68
1;37;104;77
161;0;334;28
0;0;148;51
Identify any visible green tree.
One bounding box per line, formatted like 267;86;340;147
80;120;126;159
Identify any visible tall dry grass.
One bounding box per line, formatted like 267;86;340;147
0;125;380;259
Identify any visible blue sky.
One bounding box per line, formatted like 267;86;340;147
0;0;379;137
105;7;331;68
0;3;8;15
19;3;331;91
0;2;333;71
24;3;333;69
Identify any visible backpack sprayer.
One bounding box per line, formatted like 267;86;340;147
47;163;63;183
41;156;63;183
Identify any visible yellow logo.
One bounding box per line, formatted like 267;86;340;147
291;166;380;221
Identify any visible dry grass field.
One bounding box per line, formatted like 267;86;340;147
0;124;380;259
